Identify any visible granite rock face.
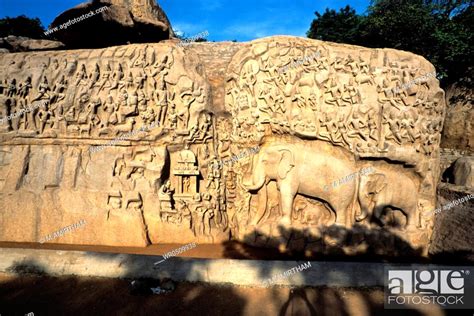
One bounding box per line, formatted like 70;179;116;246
430;183;474;261
441;83;473;151
0;36;65;52
0;36;446;257
48;0;173;49
452;157;474;187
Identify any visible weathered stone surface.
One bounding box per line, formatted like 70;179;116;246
0;36;446;256
0;36;65;52
452;157;474;187
49;0;173;49
19;39;65;51
441;83;473;151
430;183;474;261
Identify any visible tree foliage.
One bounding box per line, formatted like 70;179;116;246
0;15;46;38
307;5;362;44
307;0;473;86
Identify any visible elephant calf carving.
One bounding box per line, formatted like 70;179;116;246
357;170;420;229
241;140;358;227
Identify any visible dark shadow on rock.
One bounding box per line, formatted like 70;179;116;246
441;162;456;183
49;1;171;49
223;224;428;263
279;287;320;316
6;258;48;276
0;272;246;315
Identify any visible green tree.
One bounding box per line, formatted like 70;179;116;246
307;5;363;44
307;0;473;86
359;0;438;67
0;15;46;38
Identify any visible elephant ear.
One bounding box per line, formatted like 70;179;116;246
367;173;387;194
278;149;295;180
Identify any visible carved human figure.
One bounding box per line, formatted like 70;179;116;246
74;64;88;87
383;106;403;144
17;77;32;99
89;63;100;89
201;194;215;238
183;176;190;193
135;69;147;90
347;110;368;141
98;63;112;92
179;89;196;130
51;75;68;104
154;72;168;125
32;76;50;102
101;95;118;127
36;100;52;133
109;63;124;91
168;104;178;129
323;76;342;107
202;115;213;141
9;98;23;131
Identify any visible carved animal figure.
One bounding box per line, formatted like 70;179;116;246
79;121;92;136
356;169;420;229
354;73;375;85
241;139;358;227
113;118;135;136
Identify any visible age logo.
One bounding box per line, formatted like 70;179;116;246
385;267;474;309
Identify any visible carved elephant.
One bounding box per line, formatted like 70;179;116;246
356;170;419;229
294;199;333;225
241;140;358;226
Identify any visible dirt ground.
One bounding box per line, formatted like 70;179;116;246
0;273;470;316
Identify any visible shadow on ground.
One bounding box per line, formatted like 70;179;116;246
1;268;462;316
1;224;472;315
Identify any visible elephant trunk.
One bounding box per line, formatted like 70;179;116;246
242;174;266;191
356;188;372;222
355;206;369;222
241;155;266;192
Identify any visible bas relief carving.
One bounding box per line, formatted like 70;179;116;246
225;37;444;254
0;36;445;255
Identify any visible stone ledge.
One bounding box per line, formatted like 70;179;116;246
0;247;459;288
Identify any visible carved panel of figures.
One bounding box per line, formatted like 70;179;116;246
0;37;447;256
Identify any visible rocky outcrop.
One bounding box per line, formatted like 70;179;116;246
0;36;446;257
48;0;173;49
430;183;474;262
452;157;474;188
441;82;473;151
0;36;65;52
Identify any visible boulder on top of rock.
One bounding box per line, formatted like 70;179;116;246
48;0;174;49
0;35;65;52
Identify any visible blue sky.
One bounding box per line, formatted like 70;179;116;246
0;0;370;41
